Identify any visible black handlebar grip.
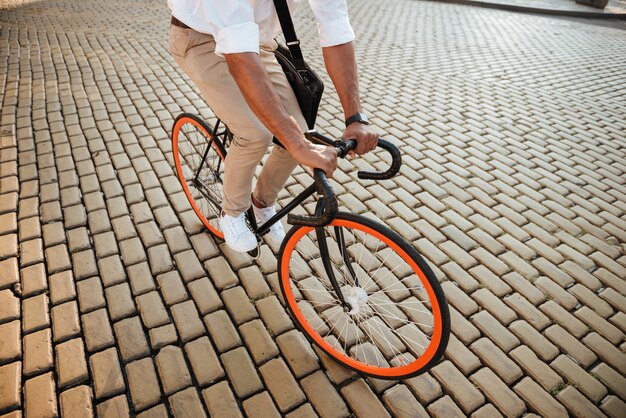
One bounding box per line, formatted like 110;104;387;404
357;138;402;180
288;169;338;227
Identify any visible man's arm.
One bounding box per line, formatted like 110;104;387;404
323;42;378;155
224;52;337;175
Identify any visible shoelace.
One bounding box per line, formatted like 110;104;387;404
226;213;251;236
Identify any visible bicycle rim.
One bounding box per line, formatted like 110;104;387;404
172;114;225;239
278;212;449;379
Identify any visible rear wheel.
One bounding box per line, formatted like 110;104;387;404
278;212;450;379
172;113;226;238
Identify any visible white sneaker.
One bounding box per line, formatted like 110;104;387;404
219;212;257;253
253;203;286;246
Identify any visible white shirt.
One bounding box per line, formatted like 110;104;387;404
168;0;355;56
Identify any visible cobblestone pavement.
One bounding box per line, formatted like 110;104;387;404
435;0;626;17
1;0;626;417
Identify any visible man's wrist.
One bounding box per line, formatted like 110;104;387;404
343;104;361;121
345;111;369;127
277;127;308;154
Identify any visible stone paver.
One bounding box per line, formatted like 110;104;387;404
242;391;281;418
89;348;125;400
96;395;130;418
155;345;192;396
105;282;136;321
203;310;242;353
240;318;280;364
82;308;115;352
383;384;429;418
0;0;625;416
341;379;391;418
22;328;52;376
59;385;94;418
221;346;264;398
259;357;306;412
470;367;526;417
114;316;151;362
427;395;466;418
184;336;224;387
202;381;244;418
301;370;350;418
136;291;170;328
0;289;19;323
0;362;21;412
170;299;205;343
23;372;57;418
55;338;88;388
510;345;563;392
514;377;568;418
169;387;207;418
137;404;169;418
22;293;49;334
48;270;76;306
0;320;21;363
126;357;161;411
431;360;485;414
276;330;320;378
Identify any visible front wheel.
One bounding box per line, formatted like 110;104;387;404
278;212;450;379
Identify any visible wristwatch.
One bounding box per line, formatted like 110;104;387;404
345;112;370;127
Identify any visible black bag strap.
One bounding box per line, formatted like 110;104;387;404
273;0;307;70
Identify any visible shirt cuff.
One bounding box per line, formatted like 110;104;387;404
318;16;355;47
215;22;260;56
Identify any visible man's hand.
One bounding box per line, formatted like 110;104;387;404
343;122;379;156
291;140;338;177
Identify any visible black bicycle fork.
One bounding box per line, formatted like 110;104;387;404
313;200;360;312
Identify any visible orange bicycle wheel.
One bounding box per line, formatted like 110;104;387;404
172;113;227;239
278;212;450;379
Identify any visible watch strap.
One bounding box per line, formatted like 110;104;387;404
345;112;369;127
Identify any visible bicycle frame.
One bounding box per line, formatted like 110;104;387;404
197;119;355;309
196;117;401;311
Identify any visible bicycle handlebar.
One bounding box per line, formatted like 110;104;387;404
337;138;402;180
287;169;338;227
304;131;402;180
288;131;402;227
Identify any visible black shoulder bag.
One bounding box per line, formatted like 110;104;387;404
273;0;324;130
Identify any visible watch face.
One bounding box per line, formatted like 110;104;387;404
359;113;369;124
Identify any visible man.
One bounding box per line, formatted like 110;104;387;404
168;0;379;252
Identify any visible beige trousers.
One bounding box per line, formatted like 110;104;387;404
168;24;307;216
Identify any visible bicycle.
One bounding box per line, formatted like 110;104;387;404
171;113;450;379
